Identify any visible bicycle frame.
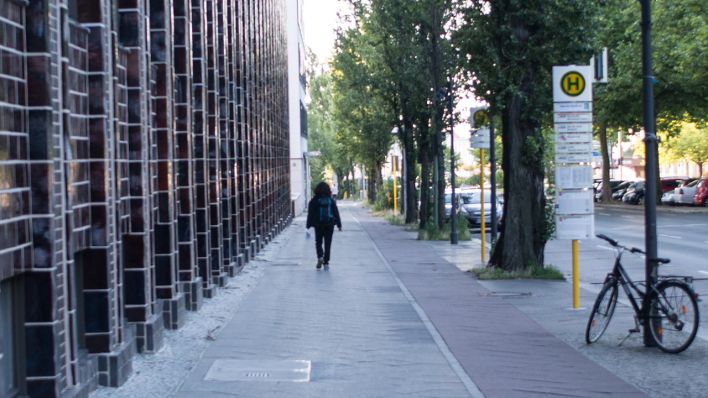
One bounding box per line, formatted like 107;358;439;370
608;249;646;319
609;248;692;324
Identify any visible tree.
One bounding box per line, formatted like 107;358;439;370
331;26;395;203
674;122;708;177
307;59;358;197
335;0;456;228
593;0;708;201
455;1;596;271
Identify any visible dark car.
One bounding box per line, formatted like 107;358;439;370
594;179;623;202
458;190;503;229
612;181;633;201
622;181;645;205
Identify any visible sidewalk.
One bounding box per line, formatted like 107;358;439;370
94;201;706;398
171;202;646;397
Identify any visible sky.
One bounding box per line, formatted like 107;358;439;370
301;0;481;167
302;0;340;63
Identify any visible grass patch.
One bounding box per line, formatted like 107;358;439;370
471;264;565;280
384;213;406;225
417;215;471;241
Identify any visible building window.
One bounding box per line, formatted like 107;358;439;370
300;102;308;138
0;279;17;396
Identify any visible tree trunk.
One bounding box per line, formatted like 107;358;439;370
402;121;418;224
436;132;446;228
489;94;546;271
367;167;377;203
419;127;431;228
598;122;612;202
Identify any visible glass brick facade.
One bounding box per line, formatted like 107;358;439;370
0;0;291;396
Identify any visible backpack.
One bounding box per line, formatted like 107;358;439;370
317;197;334;226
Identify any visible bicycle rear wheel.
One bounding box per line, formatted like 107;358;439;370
649;280;699;353
586;278;619;344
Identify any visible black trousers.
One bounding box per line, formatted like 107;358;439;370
314;225;335;263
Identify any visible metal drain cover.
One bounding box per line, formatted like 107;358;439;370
204;359;311;382
488;292;532;298
269;262;300;267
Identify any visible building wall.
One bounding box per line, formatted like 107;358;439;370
288;0;307;215
0;0;292;396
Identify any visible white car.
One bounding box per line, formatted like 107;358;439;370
457;190;503;228
675;179;701;205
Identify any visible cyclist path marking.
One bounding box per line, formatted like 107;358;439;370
353;206;646;398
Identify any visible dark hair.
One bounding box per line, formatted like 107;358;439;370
314;181;331;197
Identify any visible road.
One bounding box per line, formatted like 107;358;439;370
543;205;708;338
547;206;708;283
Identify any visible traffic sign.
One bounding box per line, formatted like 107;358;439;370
556;214;594;239
556;153;592;164
556;190;594;215
553;66;593;102
554;123;593;133
555;132;592;144
556;142;593;154
556;165;593;189
560;71;586;97
554;112;592;123
470;128;490;149
554;102;592;113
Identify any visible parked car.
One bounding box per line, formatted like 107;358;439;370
675;179;701;205
661;190;677;206
660;178;693;205
622;181;645;205
694;178;708;207
458;190;503;229
594;179;623;202
612;181;634;201
660;177;690;193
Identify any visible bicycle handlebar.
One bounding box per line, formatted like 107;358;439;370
597;234;645;254
596;234;618;246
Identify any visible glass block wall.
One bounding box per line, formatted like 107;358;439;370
0;0;292;396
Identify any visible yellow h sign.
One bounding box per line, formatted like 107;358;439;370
561;71;586;97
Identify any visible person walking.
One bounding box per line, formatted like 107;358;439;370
306;182;342;270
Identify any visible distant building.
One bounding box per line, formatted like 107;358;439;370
288;0;310;215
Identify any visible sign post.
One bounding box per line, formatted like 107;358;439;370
470;108;491;264
392;155;398;215
553;65;594;310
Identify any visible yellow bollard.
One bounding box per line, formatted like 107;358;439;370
392;155;397;215
480;149;486;264
572;239;579;309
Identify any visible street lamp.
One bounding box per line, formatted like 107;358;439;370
639;0;659;347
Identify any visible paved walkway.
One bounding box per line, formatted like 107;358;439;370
174;202;646;397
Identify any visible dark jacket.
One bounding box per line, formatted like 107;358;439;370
306;195;341;229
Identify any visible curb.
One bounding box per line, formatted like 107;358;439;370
595;202;708;215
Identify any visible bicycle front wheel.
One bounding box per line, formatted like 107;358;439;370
649;280;699;353
586;278;619;344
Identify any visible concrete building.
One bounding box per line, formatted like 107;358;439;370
288;0;310;215
0;0;292;396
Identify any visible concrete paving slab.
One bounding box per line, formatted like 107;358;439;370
353;206;646;398
175;204;474;398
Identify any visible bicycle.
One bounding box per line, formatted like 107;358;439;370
585;234;700;353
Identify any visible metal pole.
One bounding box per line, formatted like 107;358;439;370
393;155;398;215
572;239;580;309
449;79;458;244
640;0;658;347
480;149;485;262
489;116;497;246
402;150;406;216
